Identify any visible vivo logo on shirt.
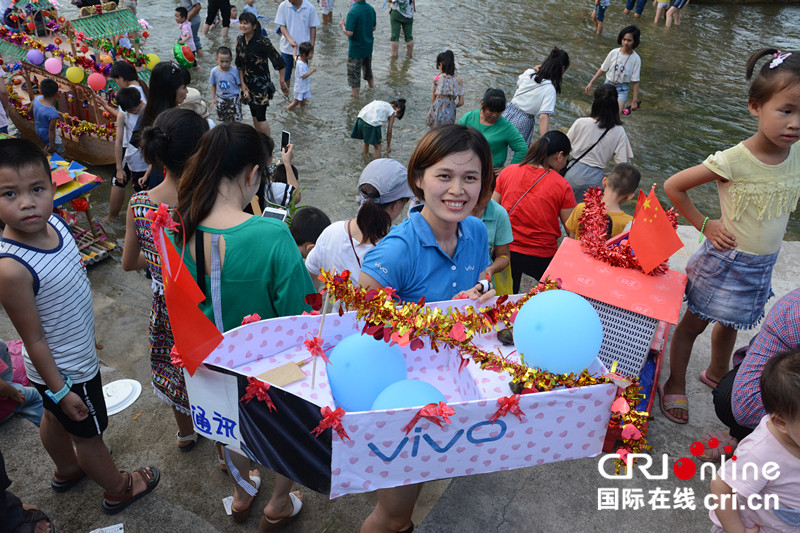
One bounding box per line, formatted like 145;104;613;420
373;262;388;274
464;265;475;271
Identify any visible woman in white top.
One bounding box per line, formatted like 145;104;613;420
305;158;414;288
564;84;633;203
502;47;569;145
585;25;642;113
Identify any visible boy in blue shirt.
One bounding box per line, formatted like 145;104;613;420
32;79;63;154
209;46;243;122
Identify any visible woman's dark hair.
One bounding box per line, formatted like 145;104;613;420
746;48;800;106
408;124;493;205
355;184;406;245
760;349;800;422
272;164;298;185
140;108;209;178
139;61;191;129
617;25;640;49
238;11;262;35
390;99;407;120
519;130;571;168
174;123;266;244
110;61;148;98
590;84;622;129
481;88;506;113
436;50;456;76
532;47;570;93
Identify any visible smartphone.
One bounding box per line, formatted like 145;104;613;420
281;130;291;152
262;206;288;222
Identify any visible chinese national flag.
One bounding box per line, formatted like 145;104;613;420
161;234;224;376
628;189;683;274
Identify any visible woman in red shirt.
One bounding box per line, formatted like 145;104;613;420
493;130;575;293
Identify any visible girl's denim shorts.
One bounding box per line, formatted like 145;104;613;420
684;240;778;330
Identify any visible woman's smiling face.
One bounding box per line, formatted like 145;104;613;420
416;150;483;227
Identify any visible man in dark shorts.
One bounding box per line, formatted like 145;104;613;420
339;0;376;98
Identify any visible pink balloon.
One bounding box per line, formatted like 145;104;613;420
87;73;107;91
44;57;63;75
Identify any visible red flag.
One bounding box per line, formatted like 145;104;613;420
628;189;683;274
161;235;224;376
633;190;647;218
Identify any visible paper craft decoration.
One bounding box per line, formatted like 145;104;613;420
67;161;87;173
51;169;74;187
628;188;684;274
182;299;618;498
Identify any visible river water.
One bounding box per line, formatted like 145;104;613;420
45;0;800;240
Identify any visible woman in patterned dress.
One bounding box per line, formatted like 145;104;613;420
121;108;209;451
426;50;464;127
235;12;286;136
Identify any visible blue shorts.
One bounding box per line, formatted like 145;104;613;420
625;0;647;14
606;81;630;102
684;240;778;330
671;0;688;8
594;4;607;21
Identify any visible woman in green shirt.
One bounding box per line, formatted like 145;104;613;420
457;88;528;178
173;122;313;527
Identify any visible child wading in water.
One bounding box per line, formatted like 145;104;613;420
287;42;317;111
0;139;159;514
585;25;642;113
350;99;406;158
425;50;464;127
660;48;800;424
122;109;210;452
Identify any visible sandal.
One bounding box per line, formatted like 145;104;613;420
231;470;262;523
177;430;199;452
699;370;719;390
51;468;85;493
698;430;738;462
101;466;160;515
658;382;689;424
259;491;302;532
17;506;54;533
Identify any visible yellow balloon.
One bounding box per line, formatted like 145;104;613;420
66;66;85;84
146;53;160;71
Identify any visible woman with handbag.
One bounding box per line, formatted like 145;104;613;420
563;83;633;204
236;12;286;136
493;130;575;293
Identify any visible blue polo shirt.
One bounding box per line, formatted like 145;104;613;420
361;205;491;304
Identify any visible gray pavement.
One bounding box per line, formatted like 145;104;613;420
1;226;797;533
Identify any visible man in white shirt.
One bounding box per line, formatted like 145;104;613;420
274;0;319;85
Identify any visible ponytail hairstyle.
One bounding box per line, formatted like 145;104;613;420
390;99;407;120
436;50;456;76
519;130;572;168
590;83;622;129
533;47;570;93
745;48;800;107
140;108;209;179
408;124;493;206
356;184;394;245
481;88;506;113
174;122;266;244
238;11;262;37
140;61;191;129
110;60;149;98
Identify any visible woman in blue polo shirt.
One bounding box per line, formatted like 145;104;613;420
358;123;495;532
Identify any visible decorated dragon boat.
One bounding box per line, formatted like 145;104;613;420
1;0;156;165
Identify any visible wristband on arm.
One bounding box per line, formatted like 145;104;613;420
45;376;73;404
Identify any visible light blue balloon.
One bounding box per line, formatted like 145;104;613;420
326;333;407;412
512;290;603;375
371;379;447;411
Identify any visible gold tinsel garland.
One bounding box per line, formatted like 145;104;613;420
316;270;651;466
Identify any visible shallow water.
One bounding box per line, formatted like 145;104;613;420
39;0;800;240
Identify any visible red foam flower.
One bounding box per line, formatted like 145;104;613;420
310;406;349;441
144;203;178;233
401;402;455;435
304;335;330;364
241;376;276;412
169;346;184;368
490;395;526;423
70;198;89;211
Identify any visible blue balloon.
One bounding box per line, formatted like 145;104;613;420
371;379;447;411
326;333;407;412
512;290;603;375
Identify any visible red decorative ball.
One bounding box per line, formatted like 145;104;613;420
9;14;17;22
26;22;35;31
54;38;62;45
80;45;89;54
142;31;149;38
58;16;66;23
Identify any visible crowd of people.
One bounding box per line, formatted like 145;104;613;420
1;0;800;530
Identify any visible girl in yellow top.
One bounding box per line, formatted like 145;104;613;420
660;48;800;425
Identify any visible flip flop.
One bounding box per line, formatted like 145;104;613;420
698;430;738;462
699;370;719;390
177;430;199;452
231;471;262;523
51;469;86;493
259;491;302;532
658;382;689;424
101;466;160;515
18;507;55;533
